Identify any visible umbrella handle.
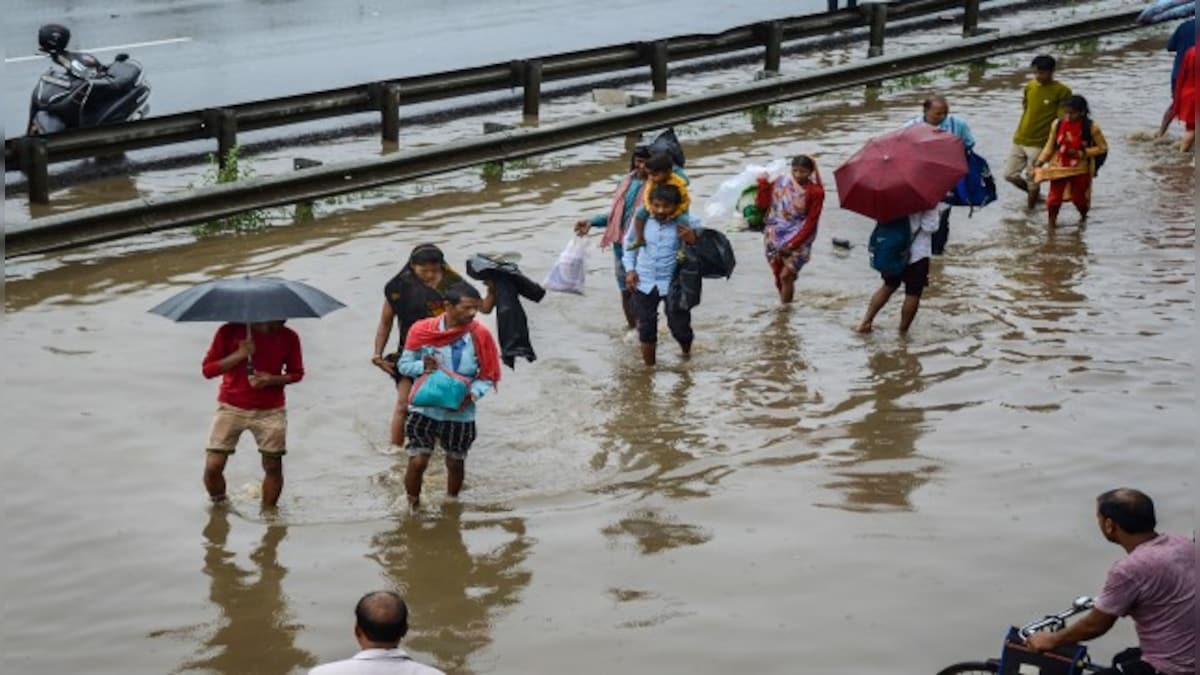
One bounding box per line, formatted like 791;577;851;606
245;323;255;375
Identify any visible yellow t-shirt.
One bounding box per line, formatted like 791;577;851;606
1013;80;1073;147
642;171;691;220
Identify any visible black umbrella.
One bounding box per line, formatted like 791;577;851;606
149;276;345;374
148;276;345;323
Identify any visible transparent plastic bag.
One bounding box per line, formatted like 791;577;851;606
543;236;589;294
702;159;789;229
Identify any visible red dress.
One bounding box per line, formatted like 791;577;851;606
1174;45;1197;132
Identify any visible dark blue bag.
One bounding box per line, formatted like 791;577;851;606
944;148;997;210
868;217;912;277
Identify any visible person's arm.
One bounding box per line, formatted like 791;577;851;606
1036;119;1059;165
1024;608;1118;652
397;348;427;379
785;186;824;250
372;300;395;364
622;224;641;290
1085;122;1108;158
251;333;304;388
959;117;977;150
480;280;496;314
469;378;494;402
915;207;941;234
575;213;608;235
202;327;251;378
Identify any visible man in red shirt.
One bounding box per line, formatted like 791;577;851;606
201;321;304;508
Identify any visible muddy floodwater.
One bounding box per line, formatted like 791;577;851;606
2;23;1194;675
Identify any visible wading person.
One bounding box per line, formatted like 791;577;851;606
855;205;941;335
622;183;700;366
397;283;500;509
1025;489;1195;675
903;95;975;255
762;155;824;304
372;245;493;450
1004;55;1073;208
1034;94;1108;228
202;320;304;509
574;145;651;329
627;151;691;250
309;591;446;675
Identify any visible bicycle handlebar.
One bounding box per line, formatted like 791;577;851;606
1017;596;1095;639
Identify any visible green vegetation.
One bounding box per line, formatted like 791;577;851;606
191;146;271;237
1058;37;1099;55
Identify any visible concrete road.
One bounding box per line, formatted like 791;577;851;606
2;0;829;136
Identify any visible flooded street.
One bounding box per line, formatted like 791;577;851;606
2;23;1195;675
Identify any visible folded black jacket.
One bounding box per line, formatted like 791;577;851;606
466;255;546;368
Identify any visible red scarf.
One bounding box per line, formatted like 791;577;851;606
600;173;646;250
1055;117;1085;167
403;316;501;385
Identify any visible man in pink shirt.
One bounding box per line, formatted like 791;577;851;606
1026;489;1195;675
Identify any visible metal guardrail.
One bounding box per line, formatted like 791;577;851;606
4;8;1144;259
7;0;978;202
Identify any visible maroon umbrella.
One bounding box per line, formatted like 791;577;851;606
833;124;967;222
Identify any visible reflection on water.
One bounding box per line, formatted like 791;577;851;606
368;503;532;675
595;362;719;553
820;348;937;513
1004;219;1090;323
180;510;315;675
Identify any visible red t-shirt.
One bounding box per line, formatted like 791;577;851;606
201;323;304;410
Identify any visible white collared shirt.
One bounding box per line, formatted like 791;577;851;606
907;205;945;263
309;648;446;675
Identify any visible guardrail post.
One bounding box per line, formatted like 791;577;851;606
522;60;543;118
650;41;669;94
20;138;51;204
203;108;238;169
763;21;783;74
866;2;888;57
963;0;981;36
369;83;401;144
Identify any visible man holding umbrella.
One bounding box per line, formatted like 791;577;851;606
202;321;304;508
150;276;343;509
833;124;968;334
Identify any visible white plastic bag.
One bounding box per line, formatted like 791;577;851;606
543;236;589;294
702;158;790;228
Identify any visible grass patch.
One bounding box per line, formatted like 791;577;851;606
190;146;271;237
884;71;936;93
1058;37;1099;55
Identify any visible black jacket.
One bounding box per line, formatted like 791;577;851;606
466;255;545;368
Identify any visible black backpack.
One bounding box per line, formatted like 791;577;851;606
1080;117;1108;177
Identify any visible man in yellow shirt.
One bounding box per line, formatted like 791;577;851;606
1003;55;1072;208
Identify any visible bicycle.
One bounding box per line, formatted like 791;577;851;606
937;596;1100;675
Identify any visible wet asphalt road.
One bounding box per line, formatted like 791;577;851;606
2;0;830;135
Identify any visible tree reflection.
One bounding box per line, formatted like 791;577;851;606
368;502;532;675
181;509;315;674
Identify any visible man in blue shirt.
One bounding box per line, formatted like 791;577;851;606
903;94;976;255
622;184;700;366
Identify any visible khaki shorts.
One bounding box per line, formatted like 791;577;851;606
207;403;287;456
1002;144;1044;183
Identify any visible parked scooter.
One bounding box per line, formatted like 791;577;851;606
26;24;151;135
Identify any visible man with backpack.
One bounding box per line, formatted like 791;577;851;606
902;95;980;255
855;205;942;334
1033;94;1108;228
